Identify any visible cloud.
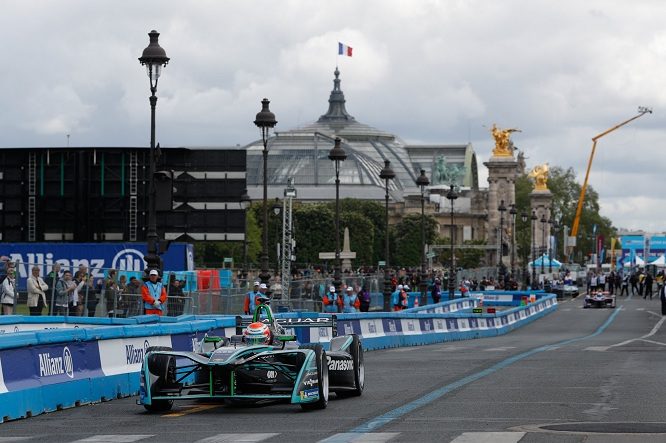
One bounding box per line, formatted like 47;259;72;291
1;0;666;231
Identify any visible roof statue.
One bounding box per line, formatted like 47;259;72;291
490;124;521;157
528;163;549;191
433;155;464;186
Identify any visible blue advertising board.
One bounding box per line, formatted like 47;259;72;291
0;243;194;288
620;235;666;264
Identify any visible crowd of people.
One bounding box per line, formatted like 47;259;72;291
584;268;665;299
0;257;188;317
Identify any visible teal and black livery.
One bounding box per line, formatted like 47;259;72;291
138;301;362;412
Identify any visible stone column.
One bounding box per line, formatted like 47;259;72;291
484;156;518;269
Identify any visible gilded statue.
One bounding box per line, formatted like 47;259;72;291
490;124;521;157
528;163;549;191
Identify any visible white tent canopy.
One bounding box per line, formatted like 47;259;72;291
649;255;666;267
623;255;646;267
529;254;562;269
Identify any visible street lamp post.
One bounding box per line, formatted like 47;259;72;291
446;184;458;300
548;217;553;274
254;98;277;287
240;189;251;287
550;219;560;274
521;211;529;289
531;210;537;288
416;169;430;306
380;160;395;311
509;203;517;284
540;211;548;275
138;30;169;274
329;138;347;297
498;200;507;286
272;198;282;275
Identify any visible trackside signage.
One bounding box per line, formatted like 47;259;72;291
0;342;103;391
98;336;173;376
1;243;193;288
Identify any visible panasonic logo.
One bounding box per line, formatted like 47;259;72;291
328;359;354;371
39;347;74;378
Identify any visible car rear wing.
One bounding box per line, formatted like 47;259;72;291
235;314;337;337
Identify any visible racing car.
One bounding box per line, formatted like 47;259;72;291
583;290;616;308
138;301;364;412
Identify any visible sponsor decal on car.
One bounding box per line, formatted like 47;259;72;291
300;388;319;399
302;378;318;387
266;370;277;379
328;359;354;371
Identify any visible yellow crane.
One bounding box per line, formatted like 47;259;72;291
569;106;652;250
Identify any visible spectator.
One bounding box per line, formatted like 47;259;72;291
88;279;104;317
0;256;10;284
431;278;441;304
1;268;18;315
270;276;283;300
124;276;143;316
644;272;654;300
46;263;62;314
620;274;629;296
358;284;371;312
342;286;360;313
168;274;185;316
27;266;49;316
323;286;341;313
105;269;120;316
142;269;167;316
244;281;261;315
74;264;93;316
392;284;403;311
54;270;76;316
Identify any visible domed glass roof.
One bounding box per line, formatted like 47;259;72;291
245;68;477;201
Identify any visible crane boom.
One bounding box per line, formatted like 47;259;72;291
570;107;652;240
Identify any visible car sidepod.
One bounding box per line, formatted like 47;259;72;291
295;344;329;410
327;334;364;397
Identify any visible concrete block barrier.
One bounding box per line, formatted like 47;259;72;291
0;293;556;422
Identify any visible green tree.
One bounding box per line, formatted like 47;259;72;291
393;213;438;266
292;204;335;266
514;166;616;265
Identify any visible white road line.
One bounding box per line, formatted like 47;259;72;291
586;314;666;351
449;432;526;443
319;433;399;443
195;434;279;443
0;438;33;442
484;347;517;352
73;437;153;443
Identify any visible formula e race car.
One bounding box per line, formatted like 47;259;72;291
583;291;616;308
138;302;364;412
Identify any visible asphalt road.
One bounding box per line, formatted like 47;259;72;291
3;294;666;443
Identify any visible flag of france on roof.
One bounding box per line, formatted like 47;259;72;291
338;42;353;57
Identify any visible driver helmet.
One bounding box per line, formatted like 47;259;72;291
244;321;272;345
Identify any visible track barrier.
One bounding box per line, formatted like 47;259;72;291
0;291;556;423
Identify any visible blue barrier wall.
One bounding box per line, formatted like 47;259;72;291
0;293;557;423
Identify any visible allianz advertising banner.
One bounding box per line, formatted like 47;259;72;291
0;243;194;288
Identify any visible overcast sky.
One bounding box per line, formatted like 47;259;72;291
1;1;664;233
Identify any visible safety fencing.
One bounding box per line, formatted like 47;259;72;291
0;292;557;423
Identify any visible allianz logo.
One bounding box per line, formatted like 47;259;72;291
126;340;151;365
38;347;74;378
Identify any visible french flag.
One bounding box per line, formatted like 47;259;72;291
338;42;353;57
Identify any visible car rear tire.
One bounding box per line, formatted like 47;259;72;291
299;344;329;410
336;334;364;398
144;346;175;412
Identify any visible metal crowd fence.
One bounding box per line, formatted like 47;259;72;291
1;258;547;317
